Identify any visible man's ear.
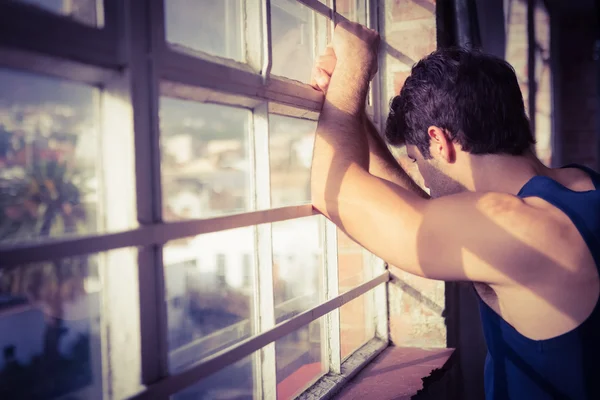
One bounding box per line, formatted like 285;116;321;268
427;126;455;163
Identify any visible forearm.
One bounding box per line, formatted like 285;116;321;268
311;66;370;221
363;115;430;198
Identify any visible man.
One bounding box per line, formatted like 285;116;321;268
310;21;600;399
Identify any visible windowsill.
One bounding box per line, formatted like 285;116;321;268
298;338;388;399
333;346;455;400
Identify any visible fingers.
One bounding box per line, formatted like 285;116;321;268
311;44;336;91
315;67;331;93
316;53;336;75
310;66;331;94
310;66;320;90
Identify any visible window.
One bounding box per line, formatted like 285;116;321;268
242;254;253;288
337;0;368;25
338;230;376;359
165;0;245;61
160;99;252;220
0;0;389;399
269;115;315;207
0;68;100;243
276;318;326;399
174;354;257;399
0;253;103;399
164;228;255;374
13;0;101;26
273;216;324;322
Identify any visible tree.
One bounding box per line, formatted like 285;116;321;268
0;126;94;396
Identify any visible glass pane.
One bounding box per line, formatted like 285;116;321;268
13;0;101;26
336;0;368;25
160;98;252;221
269;115;316;208
0;254;103;398
164;227;256;373
338;229;373;359
174;354;257;399
276;318;326;399
271;0;315;82
0;68;100;244
340;294;374;360
272;216;324;324
165;0;245;61
338;229;372;291
315;8;332;57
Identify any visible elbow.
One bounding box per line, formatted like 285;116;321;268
310;175;328;213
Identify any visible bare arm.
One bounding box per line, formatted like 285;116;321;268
363;114;429;198
311;45;427;198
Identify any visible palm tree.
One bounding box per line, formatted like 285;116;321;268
0;128;92;373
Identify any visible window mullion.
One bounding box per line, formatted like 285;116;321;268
100;71;144;399
366;0;388;342
251;103;277;399
127;0;169;395
372;255;389;342
261;0;273;79
245;0;264;73
0;2;121;68
323;220;342;374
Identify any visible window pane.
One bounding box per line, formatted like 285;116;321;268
0;68;100;244
0;254;103;399
271;0;315;82
174;354;257;399
276;318;326;399
269;115;315;208
340;294;374;360
336;0;368;25
160;98;252;221
13;0;101;26
164;227;256;373
272;216;324;324
338;229;372;292
165;0;245;61
338;229;374;359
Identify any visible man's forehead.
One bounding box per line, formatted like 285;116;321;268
405;145;416;159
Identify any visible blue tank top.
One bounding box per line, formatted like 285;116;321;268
477;164;600;400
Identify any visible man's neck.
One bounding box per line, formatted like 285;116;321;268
467;150;550;195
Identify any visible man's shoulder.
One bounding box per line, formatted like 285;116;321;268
458;192;582;279
487;193;591;279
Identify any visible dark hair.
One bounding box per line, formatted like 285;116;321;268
385;48;535;158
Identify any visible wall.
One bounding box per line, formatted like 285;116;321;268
378;0;448;349
556;11;599;169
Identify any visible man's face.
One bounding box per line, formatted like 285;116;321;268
406;144;465;198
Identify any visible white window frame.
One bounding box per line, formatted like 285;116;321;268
0;0;390;399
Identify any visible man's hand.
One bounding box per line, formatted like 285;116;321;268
309;36;428;197
332;20;380;80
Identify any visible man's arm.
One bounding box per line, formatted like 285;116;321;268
311;21;545;285
363;115;429;198
311;46;427;198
